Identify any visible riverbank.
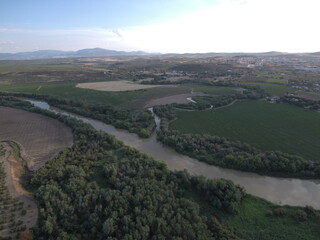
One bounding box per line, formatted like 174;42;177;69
26;99;320;209
0;141;37;239
1;97;320;240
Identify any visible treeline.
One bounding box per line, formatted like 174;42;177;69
157;129;320;178
154;102;320;179
0;92;155;138
281;96;320;111
1;97;245;239
175;87;267;111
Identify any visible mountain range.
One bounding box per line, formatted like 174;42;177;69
0;48;319;60
0;48;151;60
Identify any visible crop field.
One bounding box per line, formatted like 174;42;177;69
0;60;85;73
170;100;320;161
0;107;73;170
266;78;288;84
243;82;295;96
0;81;145;106
76;80;175;92
124;86;192;109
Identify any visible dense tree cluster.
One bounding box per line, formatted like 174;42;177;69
281;96;320;111
157;129;320;178
1;97;245;240
174;89;267;111
0;93;155;138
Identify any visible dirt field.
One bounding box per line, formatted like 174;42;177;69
145;92;207;107
76;80;176;92
0;107;73;171
0;142;38;239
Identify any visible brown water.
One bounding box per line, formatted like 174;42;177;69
28;100;320;209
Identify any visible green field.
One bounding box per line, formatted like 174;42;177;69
0;82;194;109
244;82;295;96
185;187;320;240
0;61;85;73
217;195;320;240
0;82;143;106
170;100;320;161
184;84;238;95
266;78;288;84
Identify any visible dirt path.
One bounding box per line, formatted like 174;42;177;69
0;141;38;239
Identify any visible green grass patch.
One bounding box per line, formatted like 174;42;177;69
170;100;320;161
183;185;320;240
0;61;85;73
216;195;320;240
266;78;288;84
0;82;144;106
183;84;238;95
244;82;295;96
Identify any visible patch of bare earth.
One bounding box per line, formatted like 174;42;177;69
76;80;177;92
145;92;207;107
0;106;73;171
0;142;37;239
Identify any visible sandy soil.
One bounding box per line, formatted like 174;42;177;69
0;142;38;239
145;92;207;107
76;80;176;92
0;107;73;171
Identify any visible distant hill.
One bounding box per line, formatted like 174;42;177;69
0;48;151;60
1;48;319;60
165;51;287;58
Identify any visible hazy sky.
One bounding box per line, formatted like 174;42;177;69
1;0;320;53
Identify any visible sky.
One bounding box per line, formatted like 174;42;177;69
1;0;320;53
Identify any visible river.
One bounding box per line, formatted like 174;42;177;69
27;100;320;209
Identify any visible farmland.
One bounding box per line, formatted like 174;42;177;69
184;84;240;95
170;100;320;161
0;106;73;170
0;81;197;109
243;82;295;96
76;80;175;92
0;81;145;106
1;53;320;239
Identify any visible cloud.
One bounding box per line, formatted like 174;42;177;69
1;0;320;53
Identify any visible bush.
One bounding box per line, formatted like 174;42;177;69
266;210;273;216
20;209;26;216
273;208;287;217
294;210;308;221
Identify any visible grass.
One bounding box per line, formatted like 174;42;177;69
183;185;320;240
0;81;194;109
216;195;320;240
0;82;144;106
243;82;295;96
0;61;85;73
266;78;288;84
183;84;238;95
170;100;320;161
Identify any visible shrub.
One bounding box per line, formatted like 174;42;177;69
273;208;287;217
294;210;308;221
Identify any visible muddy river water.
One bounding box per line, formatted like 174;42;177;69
28;100;320;209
